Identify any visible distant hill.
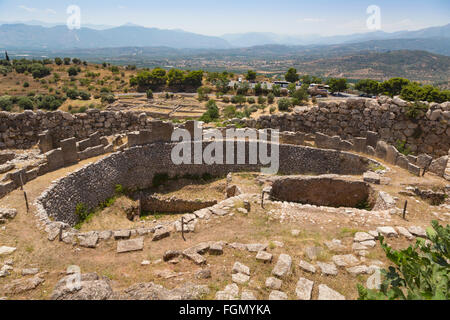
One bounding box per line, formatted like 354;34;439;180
221;24;450;47
0;24;231;49
1;22;449;51
293;50;450;82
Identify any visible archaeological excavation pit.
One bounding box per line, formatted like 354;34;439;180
34;140;383;239
270;175;377;210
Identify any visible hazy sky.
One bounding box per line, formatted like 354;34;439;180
0;0;449;36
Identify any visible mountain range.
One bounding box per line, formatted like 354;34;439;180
0;22;449;51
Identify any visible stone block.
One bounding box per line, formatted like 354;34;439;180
386;145;399;164
89;131;101;147
127;132;140;147
353;137;367;153
46;149;64;171
60;138;78;166
396;155;410;170
366;131;379;148
150;121;174;143
38;131;53;154
417;154;433;169
407;155;417;164
408;163;421;176
375;140;388;159
77;138;91;152
8;169;27;186
117;237;144;253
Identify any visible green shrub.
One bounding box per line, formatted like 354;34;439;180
358;221;449;300
278;98;292;111
0;95;13;111
17;96;34;110
199;100;219;123
405;102;429;119
396;140;412;156
79;91;91;100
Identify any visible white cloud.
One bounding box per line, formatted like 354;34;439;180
18;5;37;12
118;5;127;9
45;8;57;15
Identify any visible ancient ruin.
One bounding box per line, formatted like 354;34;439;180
0;96;449;301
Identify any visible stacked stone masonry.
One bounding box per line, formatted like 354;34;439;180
237;97;449;157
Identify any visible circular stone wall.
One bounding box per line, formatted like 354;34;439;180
270;175;376;208
36;141;380;226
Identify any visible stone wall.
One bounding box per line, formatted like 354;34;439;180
239;97;450;157
0;109;151;149
270;175;376;208
2;98;449;158
141;195;217;214
36;141;379;227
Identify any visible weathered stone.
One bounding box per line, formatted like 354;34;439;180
232;262;250;276
0;246;16;256
60;137;78;166
265;277;282;290
353;137;367;153
215;284;239;300
114;230;131;240
246;243;267;252
332;255;359;267
163;250;182;262
256;251;273;263
360;240;377;248
122;281;209;300
195;269;212;279
408;163;421;176
209;243;223;255
45;149;64;171
232;273;250;284
396;155;410;170
79;233;99;248
386;145;399;164
269;290;288;300
295;277;314;300
117;237;144;253
377;226;398;238
354;232;375;243
226;185;242;198
374;191;396;210
366;131;379;148
3;273;45;295
429;156;448;177
417;154;433;169
272;254;292;278
324;239;346;252
317;262;338;276
318;284;345;300
375;141;388;159
182;250;206;265
347;265;369;276
298;260;316;274
396;227;414;240
408;226;427;238
363;171;381;184
241;290;256;300
21;268;39;276
152;228;170;241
